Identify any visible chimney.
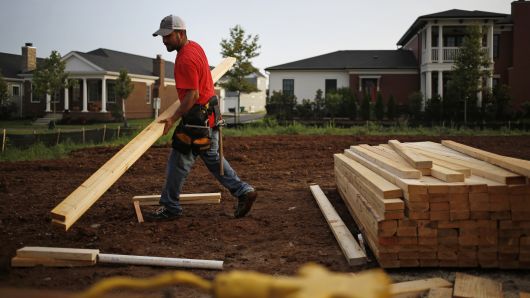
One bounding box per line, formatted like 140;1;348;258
21;42;36;72
153;54;165;88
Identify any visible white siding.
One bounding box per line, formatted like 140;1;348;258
268;70;349;103
64;56;100;72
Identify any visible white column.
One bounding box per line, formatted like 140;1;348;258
426;24;432;64
45;94;51;112
64;85;69;111
82;78;88;112
101;78;107;112
425;71;432;100
438;71;443;99
420;72;425;97
487;24;494;63
438;25;443;64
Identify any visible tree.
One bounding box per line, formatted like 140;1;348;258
0;71;8;104
220;25;260;126
408;91;423;122
387;95;396;121
314;89;325;118
32;51;73;121
361;93;371;121
115;69;134;127
449;25;491;125
0;71;16;120
374;92;384;121
325;92;341;118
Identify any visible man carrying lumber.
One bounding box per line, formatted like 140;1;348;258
150;15;257;221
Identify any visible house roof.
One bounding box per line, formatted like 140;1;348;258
265;50;418;71
397;9;509;46
0;52;44;79
74;48;175;79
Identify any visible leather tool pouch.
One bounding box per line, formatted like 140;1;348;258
172;104;211;155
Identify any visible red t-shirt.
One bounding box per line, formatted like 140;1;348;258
174;41;214;105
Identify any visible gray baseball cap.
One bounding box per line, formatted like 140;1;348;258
152;15;186;37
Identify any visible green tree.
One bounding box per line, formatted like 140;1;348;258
408;91;423;122
314;89;325;118
450;25;491;125
32;51;73;119
0;71;8;104
336;87;357;119
325;92;341;118
361;93;371;121
220;25;260;125
266;90;296;121
374;92;384;121
115;69;134;127
387;95;396;121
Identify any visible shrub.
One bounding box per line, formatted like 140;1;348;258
361;93;371;121
387;95;396;120
375;92;384;121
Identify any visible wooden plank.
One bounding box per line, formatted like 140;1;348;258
427;288;453;298
343;149;428;195
442;140;530;177
390;278;452;298
453;272;503;298
431;164;465;182
11;256;96;267
389;139;433;169
133;200;144;223
350;145;422;179
133;192;222;206
309;184;367;265
16;247;99;261
405;143;524;185
50;58;236;230
334;153;402;199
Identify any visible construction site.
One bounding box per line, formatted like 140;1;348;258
1;130;530;297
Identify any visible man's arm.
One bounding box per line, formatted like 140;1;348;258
159;89;199;135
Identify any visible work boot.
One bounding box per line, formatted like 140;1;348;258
234;190;257;218
145;206;182;222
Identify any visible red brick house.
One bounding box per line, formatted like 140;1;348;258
266;0;530;110
1;44;178;120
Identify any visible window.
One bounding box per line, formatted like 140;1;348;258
282;79;294;97
493;34;500;58
325;79;337;95
146;84;151;104
361;78;378;101
107;81;116;103
11;85;20;97
72;81;81;102
88;80;101;102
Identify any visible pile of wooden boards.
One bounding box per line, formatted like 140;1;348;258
335;140;530;268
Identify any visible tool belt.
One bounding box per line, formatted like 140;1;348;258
171;96;220;155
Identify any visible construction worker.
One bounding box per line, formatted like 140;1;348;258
149;15;257;221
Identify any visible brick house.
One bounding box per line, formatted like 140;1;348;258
266;0;530;110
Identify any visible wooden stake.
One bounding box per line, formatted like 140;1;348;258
51;58;236;231
1;128;6;153
56;128;61;145
219;125;224;175
102;124;106;143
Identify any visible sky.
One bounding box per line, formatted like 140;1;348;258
0;0;513;73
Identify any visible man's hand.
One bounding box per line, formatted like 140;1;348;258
159;116;177;135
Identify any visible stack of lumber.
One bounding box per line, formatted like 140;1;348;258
335;140;530;268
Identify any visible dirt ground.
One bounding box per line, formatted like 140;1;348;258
1;135;530;297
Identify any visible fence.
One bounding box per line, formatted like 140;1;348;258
1;126;137;152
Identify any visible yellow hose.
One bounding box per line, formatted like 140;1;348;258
75;271;212;298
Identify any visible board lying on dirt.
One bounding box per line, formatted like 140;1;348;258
335;140;530;268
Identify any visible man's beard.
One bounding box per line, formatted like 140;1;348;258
165;44;177;52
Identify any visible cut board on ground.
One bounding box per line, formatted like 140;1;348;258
50;57;236;231
309;184;367;266
132;192;221;223
453;272;503;298
16;247;99;261
390;277;452;298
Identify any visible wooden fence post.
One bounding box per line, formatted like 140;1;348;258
102;125;107;143
56;128;61;145
2;129;6;153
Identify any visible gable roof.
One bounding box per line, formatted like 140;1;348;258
265;50;417;71
0;52;44;78
74;48;175;79
398;9;509;46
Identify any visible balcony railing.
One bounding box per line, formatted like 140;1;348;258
423;47;489;63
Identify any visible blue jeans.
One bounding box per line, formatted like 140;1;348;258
160;128;254;214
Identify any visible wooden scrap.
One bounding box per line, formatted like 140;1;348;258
390;277;452;298
11;256;96;267
453;272;503;298
388;139;433;169
309;184;367;266
133;192;221;206
16;247;99;261
50;57;236;231
427;288;453;298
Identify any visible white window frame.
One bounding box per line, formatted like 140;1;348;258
11;85;20;97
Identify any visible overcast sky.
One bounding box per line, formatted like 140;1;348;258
0;0;513;72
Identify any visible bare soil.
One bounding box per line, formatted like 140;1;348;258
1;135;530;297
